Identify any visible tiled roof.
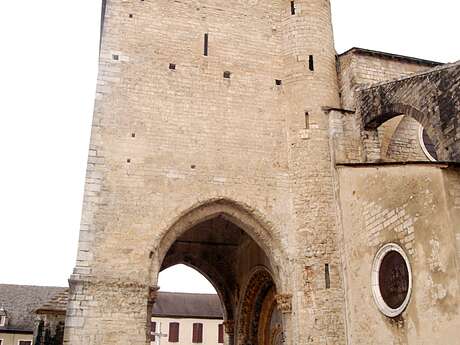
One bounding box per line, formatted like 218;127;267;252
35;288;69;314
152;292;223;319
0;284;223;331
0;284;66;332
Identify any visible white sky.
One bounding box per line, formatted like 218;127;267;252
0;1;458;292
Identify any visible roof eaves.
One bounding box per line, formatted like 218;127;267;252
338;47;442;67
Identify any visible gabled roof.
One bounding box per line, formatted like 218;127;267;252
152;292;223;319
0;284;66;333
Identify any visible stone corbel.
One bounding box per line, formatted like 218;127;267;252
148;286;160;304
223;320;235;334
275;293;293;314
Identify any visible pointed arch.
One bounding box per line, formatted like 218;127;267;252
150;197;286;289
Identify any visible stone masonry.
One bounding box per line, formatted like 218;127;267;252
64;1;460;345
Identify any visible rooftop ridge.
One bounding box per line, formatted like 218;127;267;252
339;47;443;66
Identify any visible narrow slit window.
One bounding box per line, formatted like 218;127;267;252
291;1;296;15
305;112;310;129
204;33;209;56
223;71;231;79
325;264;331;289
169;63;176;70
275;79;282;86
309;55;314;71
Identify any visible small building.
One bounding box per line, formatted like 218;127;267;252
0;285;223;345
0;285;65;345
150;292;223;345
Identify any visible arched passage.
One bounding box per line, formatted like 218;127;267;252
364;103;445;161
149;199;288;345
358;62;460;161
377;114;438;162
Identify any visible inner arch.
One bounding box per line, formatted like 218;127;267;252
155;213;284;345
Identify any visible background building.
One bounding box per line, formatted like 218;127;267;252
0;285;64;345
150;292;223;345
0;285;224;345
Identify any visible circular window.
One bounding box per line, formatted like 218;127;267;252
371;243;412;317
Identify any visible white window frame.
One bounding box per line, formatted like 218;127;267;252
0;338;4;345
17;340;32;345
418;125;437;162
0;315;5;326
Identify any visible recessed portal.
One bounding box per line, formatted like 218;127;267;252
156;214;284;345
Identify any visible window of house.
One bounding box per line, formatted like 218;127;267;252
192;323;203;343
18;341;32;345
150;321;156;341
169;322;179;342
218;323;224;343
0;339;3;345
0;316;5;326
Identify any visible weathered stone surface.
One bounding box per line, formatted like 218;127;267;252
358;62;460;161
65;2;460;345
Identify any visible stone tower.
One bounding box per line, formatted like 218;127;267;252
65;0;346;344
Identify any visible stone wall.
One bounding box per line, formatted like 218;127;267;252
66;1;346;344
334;49;444;163
336;164;460;345
358;62;460;161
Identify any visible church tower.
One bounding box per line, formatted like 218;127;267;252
65;1;346;344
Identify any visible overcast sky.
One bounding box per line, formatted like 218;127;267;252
0;1;458;292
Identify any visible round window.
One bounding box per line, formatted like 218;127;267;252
371;243;412;317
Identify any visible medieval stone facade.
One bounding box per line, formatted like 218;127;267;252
64;1;460;344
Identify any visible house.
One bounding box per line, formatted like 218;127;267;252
0;285;65;345
150;292;223;344
0;285;224;345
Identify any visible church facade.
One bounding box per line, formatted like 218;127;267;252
64;1;460;344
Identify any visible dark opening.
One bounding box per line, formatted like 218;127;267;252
112;54;119;61
305;112;310;129
204;33;209;56
275;79;282;86
131;133;136;138
169;63;176;70
127;158;131;163
422;128;438;160
325;264;330;289
129;14;133;18
309;55;314;71
290;1;296;15
223;71;231;79
378;251;409;310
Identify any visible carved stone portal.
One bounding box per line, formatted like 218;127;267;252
238;269;286;345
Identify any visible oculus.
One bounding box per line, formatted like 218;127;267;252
371;243;412;317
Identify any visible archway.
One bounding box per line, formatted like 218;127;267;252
150;200;288;345
377;114;438;162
